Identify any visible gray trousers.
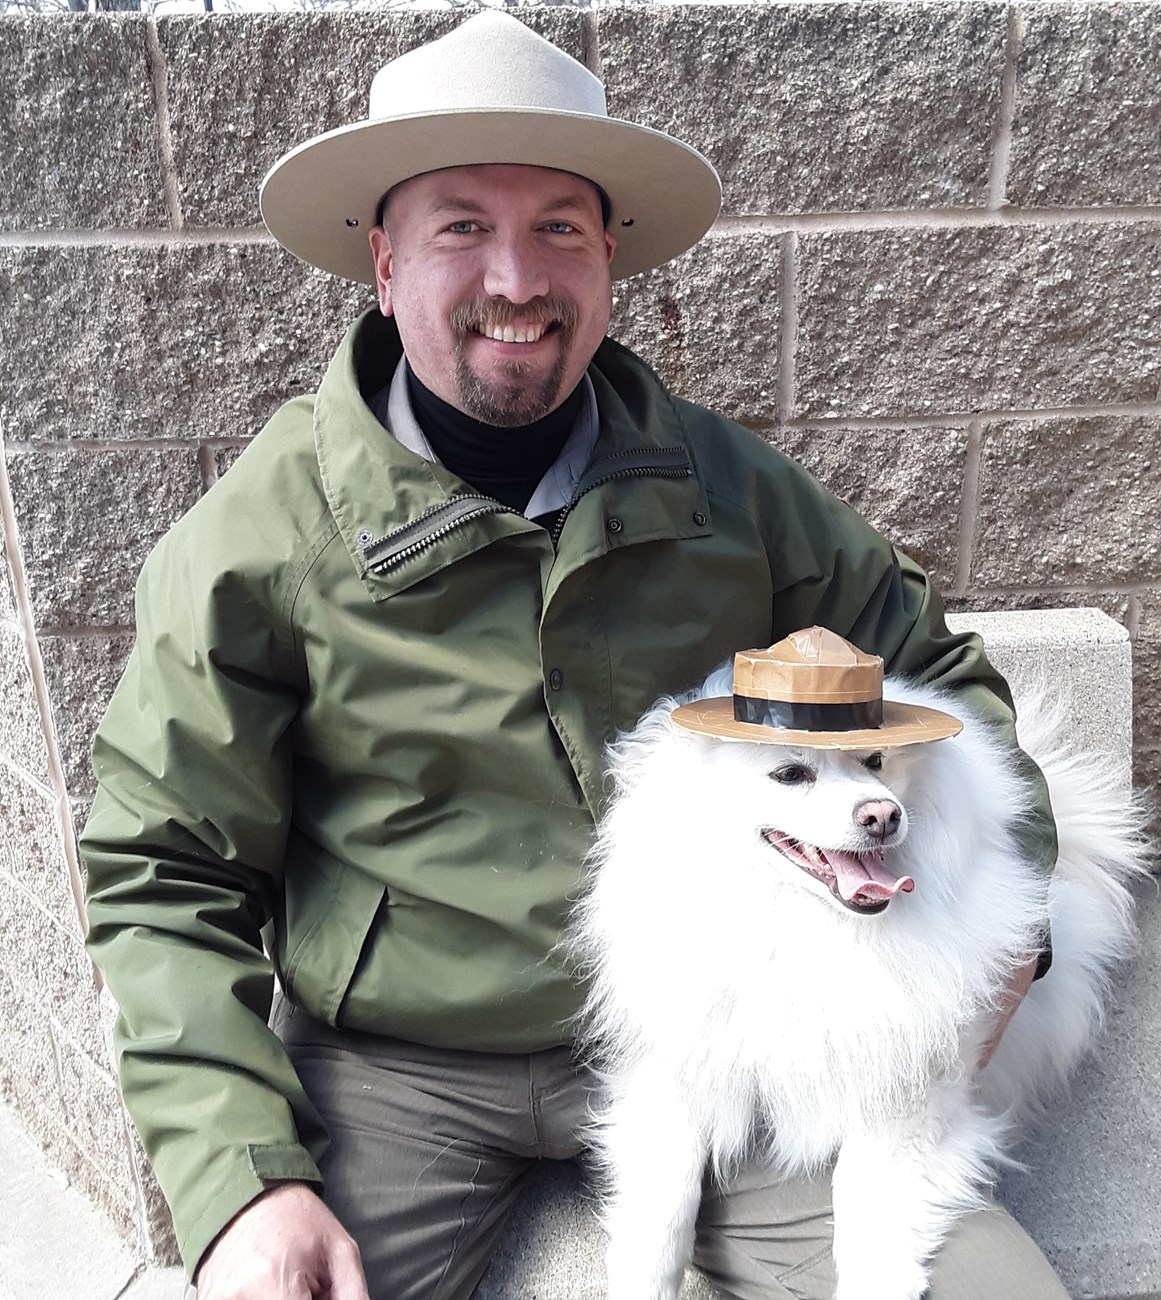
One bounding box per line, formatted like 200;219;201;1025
275;1002;1069;1300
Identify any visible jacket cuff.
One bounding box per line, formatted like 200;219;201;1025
180;1143;324;1282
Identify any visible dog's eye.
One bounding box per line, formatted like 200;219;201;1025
863;752;884;772
769;763;814;786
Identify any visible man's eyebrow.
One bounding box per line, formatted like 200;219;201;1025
427;194;598;218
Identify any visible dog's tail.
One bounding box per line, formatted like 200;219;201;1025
979;685;1154;1120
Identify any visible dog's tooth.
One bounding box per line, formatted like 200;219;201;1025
804;843;826;867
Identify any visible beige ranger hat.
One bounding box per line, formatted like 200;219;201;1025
259;11;722;285
671;627;964;750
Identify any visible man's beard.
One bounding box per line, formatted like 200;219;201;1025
450;295;580;428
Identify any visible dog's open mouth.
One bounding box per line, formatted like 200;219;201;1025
762;830;915;915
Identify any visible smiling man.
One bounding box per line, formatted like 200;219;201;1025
82;13;1064;1300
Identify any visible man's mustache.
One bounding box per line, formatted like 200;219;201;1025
449;295;579;339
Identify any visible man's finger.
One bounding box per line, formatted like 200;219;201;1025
327;1239;371;1300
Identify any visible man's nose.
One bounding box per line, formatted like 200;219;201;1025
482;235;551;305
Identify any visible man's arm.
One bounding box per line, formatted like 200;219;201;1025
83;524;331;1281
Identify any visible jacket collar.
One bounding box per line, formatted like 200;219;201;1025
315;309;712;599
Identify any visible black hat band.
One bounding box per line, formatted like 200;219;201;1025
732;694;884;732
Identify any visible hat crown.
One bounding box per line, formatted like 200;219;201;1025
369;13;607;122
733;627;884;705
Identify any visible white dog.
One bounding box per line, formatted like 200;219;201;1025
570;628;1150;1300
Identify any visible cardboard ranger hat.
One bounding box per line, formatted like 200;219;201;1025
259;11;722;285
671;627;964;750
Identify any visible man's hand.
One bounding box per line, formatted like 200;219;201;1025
195;1182;369;1300
978;954;1039;1070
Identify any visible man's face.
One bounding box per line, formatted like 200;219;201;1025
369;164;616;427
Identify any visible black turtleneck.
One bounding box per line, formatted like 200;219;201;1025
406;368;583;513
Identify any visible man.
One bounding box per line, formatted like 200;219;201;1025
83;13;1062;1300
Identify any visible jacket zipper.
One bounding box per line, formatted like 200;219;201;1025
549;446;693;548
362;448;694;575
363;496;510;574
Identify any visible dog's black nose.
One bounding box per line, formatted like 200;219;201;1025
855;798;902;840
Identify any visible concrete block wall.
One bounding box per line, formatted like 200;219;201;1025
0;0;1158;1278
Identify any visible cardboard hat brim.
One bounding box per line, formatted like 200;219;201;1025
670;697;964;749
259;108;723;285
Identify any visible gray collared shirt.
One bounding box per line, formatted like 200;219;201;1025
371;358;599;518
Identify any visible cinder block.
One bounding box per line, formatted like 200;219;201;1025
0;762;76;932
52;1026;138;1224
767;425;968;591
1008;2;1161;208
0;516;18;623
5;447;204;629
0;962;66;1142
0;622;50;784
212;444;249;480
158;9;586;229
1132;587;1160;761
0;244;371;445
0;16;165;232
946;607;1133;779
610;232;781;425
971;415;1161;589
598;2;1006;215
793;224;1161;418
39;633;136;800
0;870;103;1062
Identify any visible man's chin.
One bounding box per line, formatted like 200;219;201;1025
455;364;567;428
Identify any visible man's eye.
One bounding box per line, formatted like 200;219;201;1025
863;752;884;772
770;764;814;786
545;221;576;234
447;221;478;234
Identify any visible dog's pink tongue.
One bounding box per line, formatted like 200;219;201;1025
825;850;915;903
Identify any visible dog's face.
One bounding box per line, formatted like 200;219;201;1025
707;738;920;917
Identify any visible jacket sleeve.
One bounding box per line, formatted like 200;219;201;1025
764;472;1059;885
82;523;328;1278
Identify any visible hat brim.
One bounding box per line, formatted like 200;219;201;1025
670;698;965;749
259;108;722;285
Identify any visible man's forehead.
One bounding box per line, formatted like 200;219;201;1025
379;164;606;223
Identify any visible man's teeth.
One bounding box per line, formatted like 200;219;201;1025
482;321;545;344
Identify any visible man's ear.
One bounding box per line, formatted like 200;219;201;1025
368;227;395;317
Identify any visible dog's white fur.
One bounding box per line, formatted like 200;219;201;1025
570;668;1151;1300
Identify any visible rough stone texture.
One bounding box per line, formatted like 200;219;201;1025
0;763;76;934
1132;587;1160;781
0;962;70;1159
0;244;371;445
39;634;136;800
0;17;165;232
1007;2;1161;209
971;415;1161;589
212;443;249;480
0;622;50;784
53;1028;138;1231
158;9;585;229
767;425;968;590
0;515;18;624
0;870;102;1063
599;2;1005;215
610;232;781;424
793;223;1161;419
5;447;204;629
947;588;1134;626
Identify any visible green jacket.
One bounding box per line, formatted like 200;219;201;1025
82;309;1056;1275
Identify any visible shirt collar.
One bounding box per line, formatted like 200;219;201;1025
372;358;600;518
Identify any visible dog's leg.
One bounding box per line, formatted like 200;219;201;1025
598;1060;710;1300
830;1087;999;1300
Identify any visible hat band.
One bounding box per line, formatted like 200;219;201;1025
732;694;884;733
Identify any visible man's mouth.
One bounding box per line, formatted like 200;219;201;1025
473;317;551;345
762;829;914;915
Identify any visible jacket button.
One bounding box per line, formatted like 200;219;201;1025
606;516;623;534
693;511;707;526
549;669;564;691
